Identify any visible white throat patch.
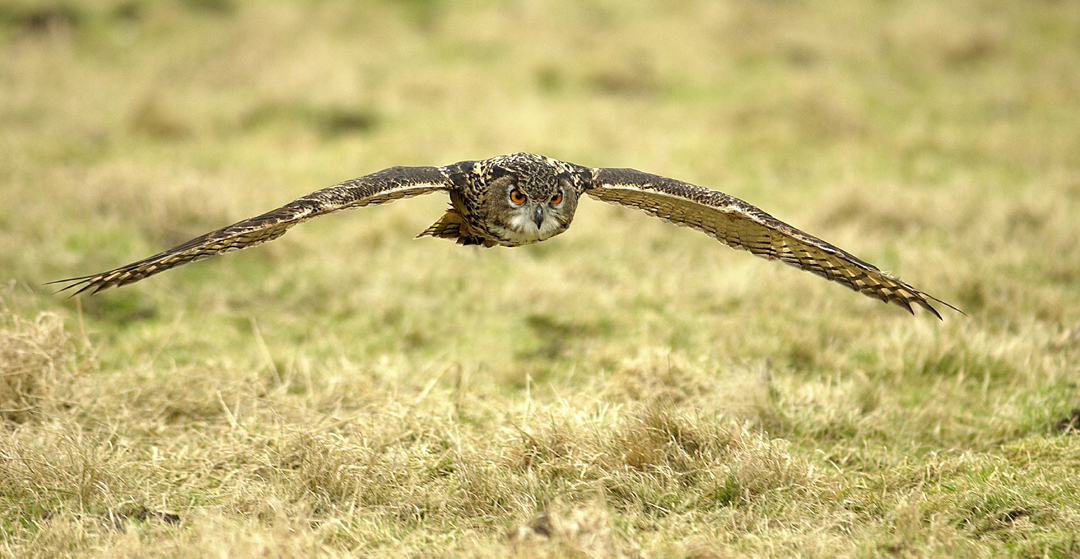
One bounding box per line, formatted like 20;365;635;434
490;208;562;245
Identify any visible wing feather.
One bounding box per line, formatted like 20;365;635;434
586;168;958;318
52;165;453;295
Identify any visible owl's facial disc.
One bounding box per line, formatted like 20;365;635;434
492;184;569;245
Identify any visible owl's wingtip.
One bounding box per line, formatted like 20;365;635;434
910;290;964;320
46;274;117;298
929;295;965;319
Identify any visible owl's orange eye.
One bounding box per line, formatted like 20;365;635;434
550;191;563;205
509;188;527;205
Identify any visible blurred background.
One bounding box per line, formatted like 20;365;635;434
3;0;1079;362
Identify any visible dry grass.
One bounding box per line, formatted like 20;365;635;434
3;0;1080;556
0;294;85;423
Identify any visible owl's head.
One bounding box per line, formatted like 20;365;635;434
483;153;579;246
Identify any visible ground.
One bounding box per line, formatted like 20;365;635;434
2;0;1080;557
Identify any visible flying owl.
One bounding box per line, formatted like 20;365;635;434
53;152;957;318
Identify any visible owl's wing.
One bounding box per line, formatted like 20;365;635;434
52;165;454;296
585;167;958;318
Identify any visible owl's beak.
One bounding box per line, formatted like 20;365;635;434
533;206;545;230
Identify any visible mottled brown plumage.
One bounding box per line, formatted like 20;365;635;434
52;152;957;318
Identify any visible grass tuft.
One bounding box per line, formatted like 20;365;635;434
0;296;83;423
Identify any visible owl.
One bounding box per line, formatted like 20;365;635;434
53;152;957;318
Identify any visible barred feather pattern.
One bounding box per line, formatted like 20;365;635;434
53;153;957;318
586;168;958;318
52;166;451;295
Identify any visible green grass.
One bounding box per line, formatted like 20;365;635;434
3;0;1080;556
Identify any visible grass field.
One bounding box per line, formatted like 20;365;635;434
3;0;1080;556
